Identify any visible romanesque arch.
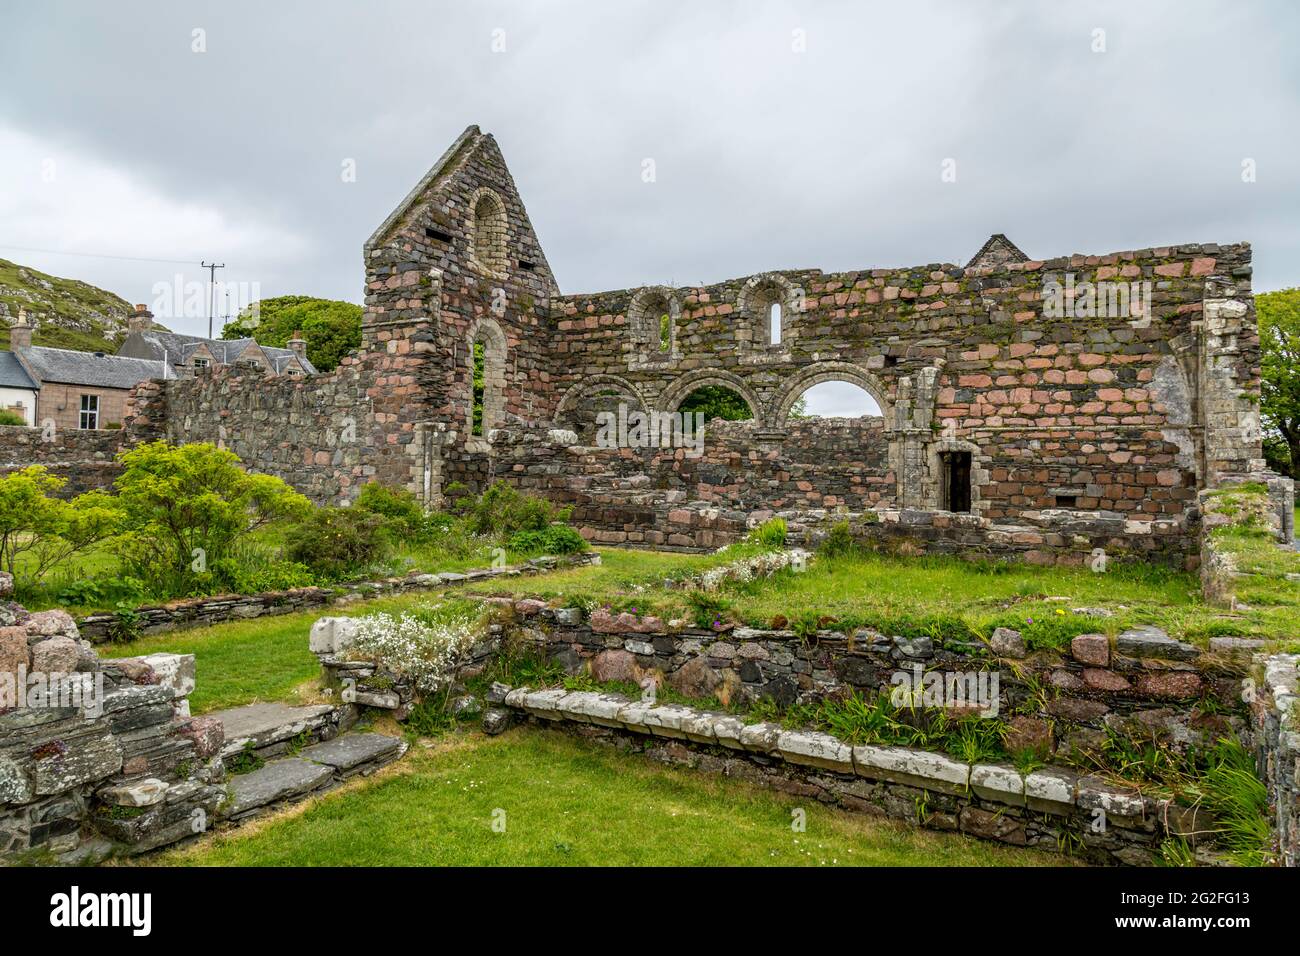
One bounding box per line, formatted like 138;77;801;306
736;272;804;350
553;374;650;443
467;186;508;279
465;316;508;448
627;286;682;363
769;361;891;427
658;368;763;419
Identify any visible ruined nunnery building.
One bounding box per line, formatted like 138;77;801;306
8;125;1293;566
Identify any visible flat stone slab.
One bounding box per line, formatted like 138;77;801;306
222;757;334;818
299;733;402;772
1115;626;1199;661
213;703;334;758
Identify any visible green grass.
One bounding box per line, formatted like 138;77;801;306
473;546;1289;648
150;729;1069;867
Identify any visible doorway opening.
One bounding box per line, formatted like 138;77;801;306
941;451;972;513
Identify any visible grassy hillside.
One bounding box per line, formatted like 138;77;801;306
0;257;137;352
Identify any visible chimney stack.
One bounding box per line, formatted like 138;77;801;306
9;309;32;350
129;303;154;334
287;330;306;357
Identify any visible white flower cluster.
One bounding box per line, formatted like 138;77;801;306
347;607;483;693
695;549;811;593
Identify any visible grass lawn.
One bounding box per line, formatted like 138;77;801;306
150;729;1069;867
473;546;1288;648
94;549;710;714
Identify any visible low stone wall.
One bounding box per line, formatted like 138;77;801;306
0;603;226;863
1250;652;1299;867
493;602;1248;765
787;507;1198;569
75;552;600;643
496;685;1168;865
0;424;126;496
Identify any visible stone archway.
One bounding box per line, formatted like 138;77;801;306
552;374;650;444
657;369;763;420
768;361;891;427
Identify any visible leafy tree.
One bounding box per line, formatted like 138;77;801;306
0;467;121;583
221;295;363;372
114;441;311;594
1258;288;1300;478
678;385;754;423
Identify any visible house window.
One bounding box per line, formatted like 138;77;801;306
79;394;100;430
193;357;210;370
940;451;972;513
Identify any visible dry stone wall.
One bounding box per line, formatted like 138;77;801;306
0;598;225;863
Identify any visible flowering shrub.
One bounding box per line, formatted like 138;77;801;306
347;604;485;693
695;549;811;592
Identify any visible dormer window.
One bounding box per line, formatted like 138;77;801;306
193;357;210;370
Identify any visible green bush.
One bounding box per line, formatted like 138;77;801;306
508;524;588;556
819;520;857;559
468;481;571;537
748;516;787;549
0;409;26;426
284;507;389;582
115;441;310;596
211;548;318;594
356;482;427;539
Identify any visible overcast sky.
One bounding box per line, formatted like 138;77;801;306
2;1;1297;412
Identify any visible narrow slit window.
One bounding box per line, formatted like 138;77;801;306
659;312;671;352
770;302;782;345
471;341;486;437
941;451;972;513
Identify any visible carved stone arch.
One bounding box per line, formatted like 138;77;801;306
467;186;508;279
658;368;762;420
736;272;803;350
465;316;508;449
769;361;891;427
552;374;650;444
627;286;682;362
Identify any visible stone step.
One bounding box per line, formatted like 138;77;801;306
221;757;335;820
217;732;407;823
211;702;338;760
298;732;403;778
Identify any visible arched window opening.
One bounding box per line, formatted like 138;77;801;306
787;381;882;420
470;189;508;276
678;385;754;424
471;341;486;437
770;302;783;345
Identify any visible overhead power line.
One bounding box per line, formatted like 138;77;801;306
0;242;202;266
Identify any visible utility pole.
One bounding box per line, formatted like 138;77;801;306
200;260;225;338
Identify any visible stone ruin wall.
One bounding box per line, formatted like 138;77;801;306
0;124;1269;570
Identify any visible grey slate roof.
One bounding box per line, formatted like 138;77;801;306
0;350;38;390
124;330;317;375
20;346;169;389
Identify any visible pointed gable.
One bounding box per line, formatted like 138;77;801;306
365;125;559;295
966;234;1029;270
